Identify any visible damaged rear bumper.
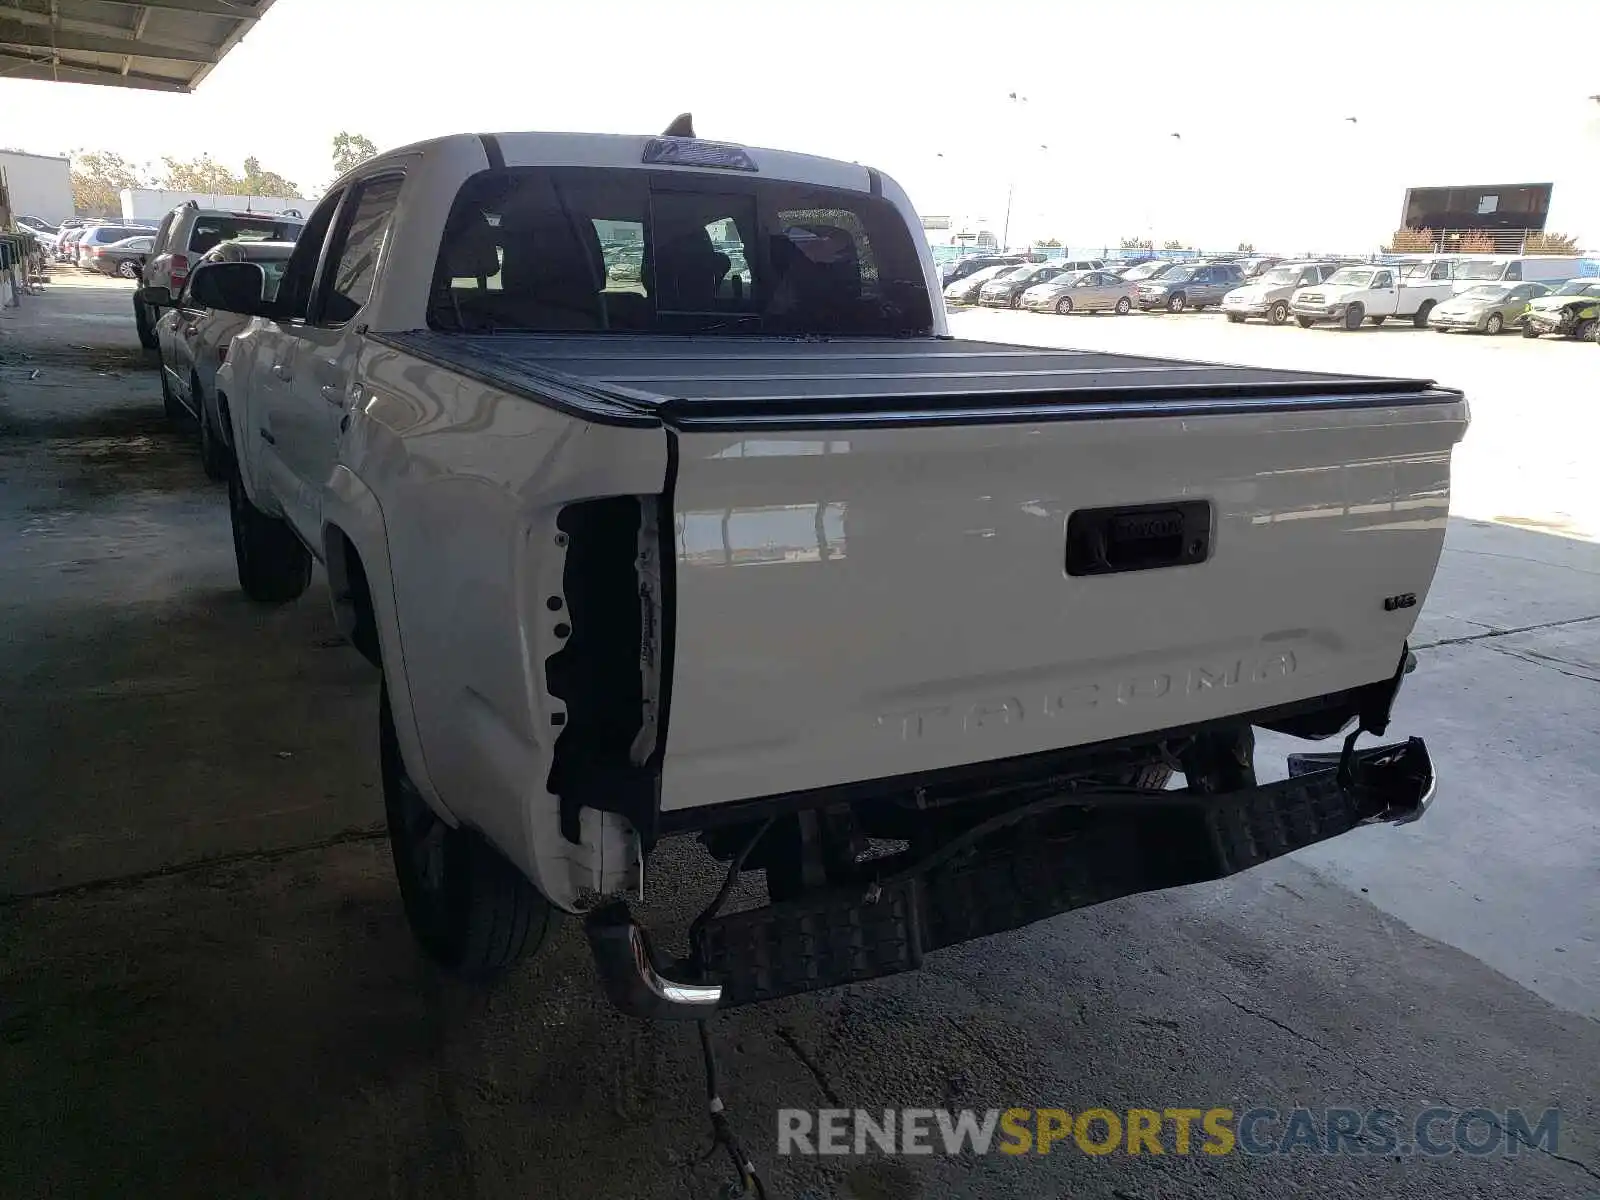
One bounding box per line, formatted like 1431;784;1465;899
585;736;1436;1017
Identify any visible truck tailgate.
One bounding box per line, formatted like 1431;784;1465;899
380;334;1467;814
655;380;1466;811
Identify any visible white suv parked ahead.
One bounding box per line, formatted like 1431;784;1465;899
135;202;303;348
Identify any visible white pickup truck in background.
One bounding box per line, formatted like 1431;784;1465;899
165;123;1467;1019
1290;263;1456;330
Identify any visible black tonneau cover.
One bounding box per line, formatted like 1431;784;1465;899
372;332;1459;431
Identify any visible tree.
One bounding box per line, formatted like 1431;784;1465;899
160;153;242;193
70;150;146;217
332;131;378;177
1385;227;1434;253
157;153;299;198
241;156;299;198
1162;238;1186;250
1523;231;1578;254
1035;236;1061;248
1119;236;1153;250
1236;241;1255;253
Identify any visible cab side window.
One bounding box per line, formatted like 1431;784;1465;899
1504;262;1522;281
1373;271;1394;288
273;189;344;321
316;176;403;327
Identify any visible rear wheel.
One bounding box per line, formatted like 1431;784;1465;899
1342;303;1365;331
227;460;312;603
1268;300;1289;326
1412;301;1435;329
1055;296;1073;315
1484;312;1504;336
1114;296;1131;315
157;356;184;421
382;685;553;979
116;260;139;279
134;298;157;350
195;374;229;481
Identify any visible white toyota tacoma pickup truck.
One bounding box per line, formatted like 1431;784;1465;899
1290;263;1456;330
195;123;1465;1018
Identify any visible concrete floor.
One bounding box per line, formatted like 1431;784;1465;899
1;277;1597;1199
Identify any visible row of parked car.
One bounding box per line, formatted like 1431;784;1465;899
118;202;308;476
941;251;1600;340
17;215;161;276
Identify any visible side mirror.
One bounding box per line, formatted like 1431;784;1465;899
138;284;174;307
187;261;268;315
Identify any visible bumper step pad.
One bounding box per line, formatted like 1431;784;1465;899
694;738;1434;1008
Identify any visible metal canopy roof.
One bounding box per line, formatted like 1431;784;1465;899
0;0;275;93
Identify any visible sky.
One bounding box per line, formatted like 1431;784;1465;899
5;0;1599;251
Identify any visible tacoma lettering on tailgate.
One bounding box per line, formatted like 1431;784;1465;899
878;652;1297;741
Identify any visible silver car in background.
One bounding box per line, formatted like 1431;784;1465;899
1022;268;1137;315
1223;261;1344;326
154;238;295;479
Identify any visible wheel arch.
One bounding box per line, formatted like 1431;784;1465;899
321;466;457;826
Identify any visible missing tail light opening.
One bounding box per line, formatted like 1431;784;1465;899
545;496;666;847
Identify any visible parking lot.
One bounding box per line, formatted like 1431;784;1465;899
2;275;1598;1199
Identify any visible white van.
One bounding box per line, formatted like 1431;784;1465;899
1450;256;1585;293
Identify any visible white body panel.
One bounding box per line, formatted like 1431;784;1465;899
659;402;1464;810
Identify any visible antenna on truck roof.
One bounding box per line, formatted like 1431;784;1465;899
662;113;695;138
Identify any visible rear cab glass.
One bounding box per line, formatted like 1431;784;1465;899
187;215;303;257
429;167;933;336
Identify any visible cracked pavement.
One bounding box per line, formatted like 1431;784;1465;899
2;279;1597;1200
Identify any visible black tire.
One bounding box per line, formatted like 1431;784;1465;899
1574;318;1597;342
1268;300;1289;326
117;259;139;279
157;355;185;421
1484;312;1504;336
382;685;553;979
1226;313;1245;323
1166;292;1187;313
1115;297;1131;315
1295;316;1315;329
1522;324;1540;339
1412;301;1434;329
134;298;158;350
1008;293;1021;309
1342;303;1365;331
1055;296;1073;315
195;374;229;481
227;460;312;603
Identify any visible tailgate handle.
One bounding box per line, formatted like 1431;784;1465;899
1066;501;1211;576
